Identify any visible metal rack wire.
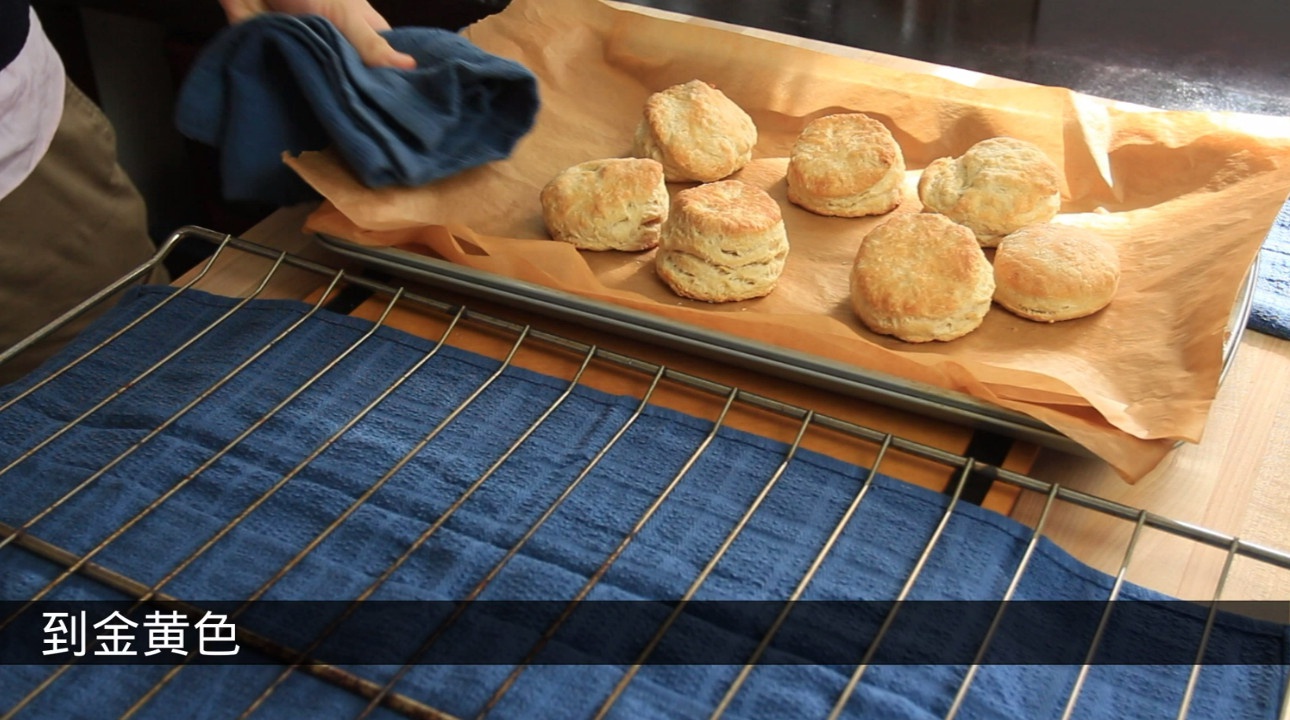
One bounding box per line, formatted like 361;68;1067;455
0;226;1287;720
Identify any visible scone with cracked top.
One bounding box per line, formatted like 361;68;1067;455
917;136;1061;247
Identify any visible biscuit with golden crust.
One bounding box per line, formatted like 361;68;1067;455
632;80;757;183
540;158;668;251
850;213;994;342
917;136;1061;247
656;180;789;302
993;223;1120;322
787;113;905;217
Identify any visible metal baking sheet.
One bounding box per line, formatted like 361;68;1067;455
315;232;1258;457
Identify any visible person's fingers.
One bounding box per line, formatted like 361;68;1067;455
329;9;416;69
218;0;267;23
356;2;393;31
220;0;414;69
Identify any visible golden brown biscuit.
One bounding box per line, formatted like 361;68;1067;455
540;158;669;252
917;136;1061;247
632;80;758;183
850;213;994;342
786;113;905;217
656;180;789;302
993;223;1121;322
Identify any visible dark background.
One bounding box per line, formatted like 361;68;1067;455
29;0;1290;267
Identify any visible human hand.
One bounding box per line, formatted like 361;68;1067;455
218;0;417;69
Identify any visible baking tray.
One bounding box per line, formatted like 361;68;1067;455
315;232;1259;457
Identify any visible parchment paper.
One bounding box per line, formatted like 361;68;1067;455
284;0;1290;481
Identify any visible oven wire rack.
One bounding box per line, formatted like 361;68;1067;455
0;226;1287;720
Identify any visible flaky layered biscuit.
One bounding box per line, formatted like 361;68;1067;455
632;80;757;183
917;136;1061;247
850;213;994;342
656;180;789;302
786;113;905;217
993;223;1121;322
540;158;669;251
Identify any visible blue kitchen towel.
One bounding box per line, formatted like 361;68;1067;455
174;14;540;206
1251;197;1290;339
0;286;1286;719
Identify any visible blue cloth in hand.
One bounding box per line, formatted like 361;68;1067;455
174;14;539;206
1251;196;1290;339
0;287;1286;719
